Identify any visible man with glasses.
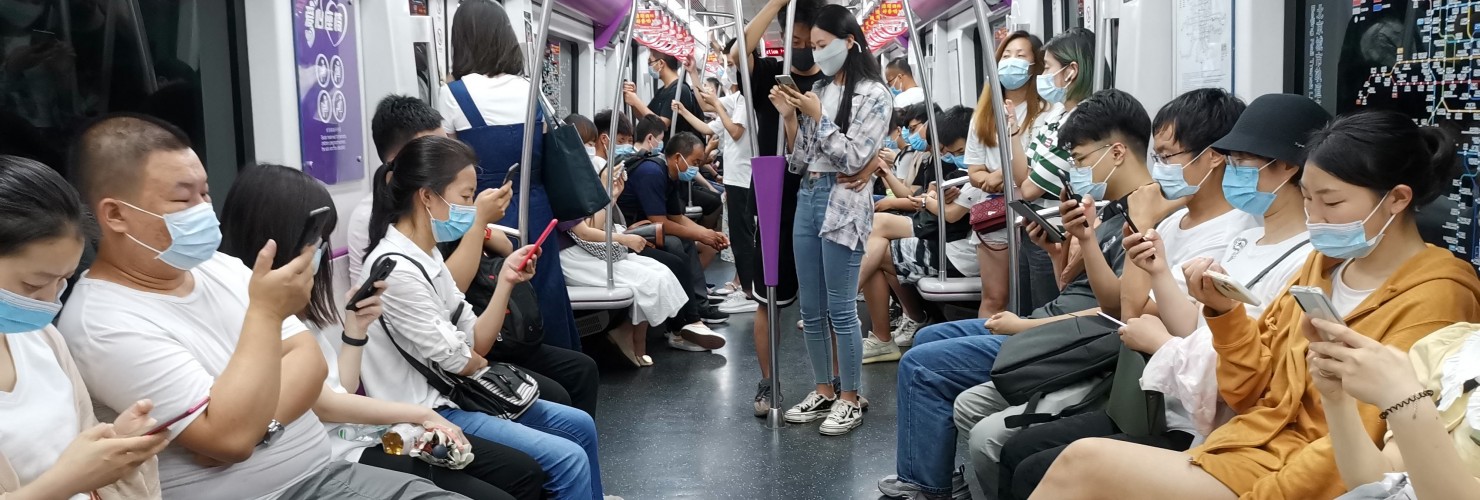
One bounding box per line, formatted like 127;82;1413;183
624;52;704;140
886;57;924;108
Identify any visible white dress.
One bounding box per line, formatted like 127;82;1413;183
559;245;688;326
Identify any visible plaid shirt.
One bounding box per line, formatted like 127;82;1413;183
789;78;894;249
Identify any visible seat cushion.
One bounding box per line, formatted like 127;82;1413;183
567;285;635;310
917;277;983;302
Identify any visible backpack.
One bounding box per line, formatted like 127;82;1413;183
438;240;544;361
613;150;664;177
991;315;1122;427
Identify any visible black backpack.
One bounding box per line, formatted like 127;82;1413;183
990;315;1121;427
438;240;544;361
613;150;665;176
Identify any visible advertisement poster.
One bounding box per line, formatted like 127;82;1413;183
293;0;364;184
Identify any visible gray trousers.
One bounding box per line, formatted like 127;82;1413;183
950;379;1105;500
279;461;470;499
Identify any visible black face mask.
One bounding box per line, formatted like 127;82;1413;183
791;48;815;73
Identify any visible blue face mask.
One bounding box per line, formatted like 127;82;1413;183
615;144;637;156
1222;158;1287;216
648;64;661;80
676;158;699;182
1037;68;1070;104
940;153;963;167
429;195;477;243
903;128;928;151
1068;146;1115;201
1308;194;1397;259
654;140;665;153
998;57;1031;90
0;286;63;334
311;243;326;274
889;86;903;96
120;201;222;271
1151;149;1213;200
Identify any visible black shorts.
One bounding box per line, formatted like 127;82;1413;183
749;170;801;307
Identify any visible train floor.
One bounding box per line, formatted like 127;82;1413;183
588;261;956;499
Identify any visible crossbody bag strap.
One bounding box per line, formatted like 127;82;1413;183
448;80;488;129
370;253;463;392
1244;240;1311;289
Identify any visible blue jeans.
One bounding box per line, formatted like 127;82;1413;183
896;319;1008;494
794;173;866;391
440;400;604;500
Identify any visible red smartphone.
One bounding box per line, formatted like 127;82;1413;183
517;219;559;272
145;397;210;436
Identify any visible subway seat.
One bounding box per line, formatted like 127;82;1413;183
916;276;983;302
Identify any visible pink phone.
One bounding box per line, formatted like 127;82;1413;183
517;220;560;272
145;397;210;436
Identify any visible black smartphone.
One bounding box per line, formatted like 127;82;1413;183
283;207;331;265
1009;200;1065;243
347;258;396;311
1103;203;1141;233
502;163;522;187
1055;167;1078;201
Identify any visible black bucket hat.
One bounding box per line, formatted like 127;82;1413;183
1211;94;1332;166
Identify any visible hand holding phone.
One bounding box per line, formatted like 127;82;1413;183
285;207;332;265
1290;286;1346;340
502;163;522;188
775;74;799;92
940;175;972;190
517;219;559;272
348;258;397;311
1204;270;1262;307
1011;200;1065;243
145;397;210;436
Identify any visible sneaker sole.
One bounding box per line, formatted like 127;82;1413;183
861;350;903;364
784;410;829;423
819;417;863;436
667;341;708;352
679;330;726;350
895;336;916;348
702;317;729;324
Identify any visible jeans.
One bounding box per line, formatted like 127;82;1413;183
794;173;865;391
895;318;1007;494
439;400;604;500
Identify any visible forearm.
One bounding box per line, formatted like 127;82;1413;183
1149;270;1198;336
313;385;436;426
664;216;710;241
680;110;714;135
1119;265;1152;319
191;308;284;459
716;108;745;140
1081;245;1122;317
1326;397;1390;490
446;229;486;292
783;116;798;151
746;0;785;54
275;336;328;424
473;284;514;355
337;344;364;394
483;232;513;257
1388;398;1480;500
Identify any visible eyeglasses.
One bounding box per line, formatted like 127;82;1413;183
1149;148;1195;165
1072;144;1113;168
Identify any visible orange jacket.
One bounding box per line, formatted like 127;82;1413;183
1189;246;1480;499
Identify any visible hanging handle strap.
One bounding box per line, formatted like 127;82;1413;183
448;80;488;129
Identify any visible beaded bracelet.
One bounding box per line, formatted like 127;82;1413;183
1379;389;1434;420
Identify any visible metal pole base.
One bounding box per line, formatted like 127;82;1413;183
766;407;785;429
766;286;784;430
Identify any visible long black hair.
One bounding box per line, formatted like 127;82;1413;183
451;0;524;80
219;164;339;327
1305;110;1459;210
365;136;479;256
0;155;87;257
812;4;883;132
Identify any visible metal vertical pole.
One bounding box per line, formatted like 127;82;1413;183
900;2;951;280
517;0;557;242
605;7;639;290
971;0;1020;315
1091;0;1108;91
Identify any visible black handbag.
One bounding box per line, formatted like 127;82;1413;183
372;253;540;420
433;243;545;361
539;101;611;221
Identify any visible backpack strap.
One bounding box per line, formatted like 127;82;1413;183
1244;239;1311;289
448;80;488;129
1003;376;1114;429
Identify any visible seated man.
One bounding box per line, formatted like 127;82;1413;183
615;125;730;348
880;89;1155;500
58;114;456;499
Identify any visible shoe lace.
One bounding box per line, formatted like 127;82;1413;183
827;399;858;420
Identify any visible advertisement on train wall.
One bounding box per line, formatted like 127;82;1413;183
293;0;365;185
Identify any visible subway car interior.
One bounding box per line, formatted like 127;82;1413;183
3;0;1480;499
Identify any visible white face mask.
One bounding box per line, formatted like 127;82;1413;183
814;38;851;77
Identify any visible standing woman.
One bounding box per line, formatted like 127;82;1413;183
964;31;1045;317
438;0;581;350
771;4;894;436
0;155;167;499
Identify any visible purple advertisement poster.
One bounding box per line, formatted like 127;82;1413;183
293;0;364;184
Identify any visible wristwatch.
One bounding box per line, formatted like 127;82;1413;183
258;419;283;447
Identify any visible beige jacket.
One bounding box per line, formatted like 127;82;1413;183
0;326;161;499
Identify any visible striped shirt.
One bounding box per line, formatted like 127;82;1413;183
1025;103;1075;199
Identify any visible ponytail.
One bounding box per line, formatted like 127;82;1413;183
363;136;478;256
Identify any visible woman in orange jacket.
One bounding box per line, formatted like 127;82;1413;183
1028;110;1480;500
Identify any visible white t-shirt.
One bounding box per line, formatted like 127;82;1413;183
811;83;847;173
58;253;330;500
439;73;532;131
1332;261;1378;317
311;325;379;462
946;185;989;275
1155;208;1264;293
362;227;479;410
709;93;753;188
963;101;1029;173
346;196;375;283
0;328;85;500
893;86;925;108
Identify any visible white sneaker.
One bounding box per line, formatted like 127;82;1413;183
666;332;708;352
784;391;835;423
678;323;726;350
716;293;758;314
796;319;805;330
893;316;925;347
819;398;864;435
861;336;902;364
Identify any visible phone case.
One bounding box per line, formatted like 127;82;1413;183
1205;271;1262;307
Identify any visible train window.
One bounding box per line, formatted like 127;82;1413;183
1288;0;1478;269
0;0;249;186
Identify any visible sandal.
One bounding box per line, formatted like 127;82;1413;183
638;355;654;367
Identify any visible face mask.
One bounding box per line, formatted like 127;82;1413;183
889;87;903;96
654;140;665;153
1222;158;1288;216
584;145;596;157
791;48;815;73
0;286;63;334
1307;193;1397;259
120;201;222;271
1151;149;1213;200
998;57;1031;90
1068;147;1116;201
615;144;637;156
648;64;661;80
940;153;963;167
1037;67;1070;104
814;39;849;77
428;195;476;243
675;157;699;182
903;128;927;151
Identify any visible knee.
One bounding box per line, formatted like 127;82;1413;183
543;438;593;480
913;325;952;346
971;419;1010;463
1044;438;1113;483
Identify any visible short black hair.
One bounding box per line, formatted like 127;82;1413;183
1152;88;1246;154
0;155;88;257
653;52;679;73
594;109;633;139
372;95;443;163
635;114;667;144
1058;88;1151;162
1307;110;1460;207
567;114;597;144
664;132;704;159
451;0;524;79
792;0;823;28
898;102;942;127
937;106;973;146
69;113;193;205
219;164;339;327
887;57;912;77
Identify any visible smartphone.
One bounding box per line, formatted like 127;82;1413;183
1289;285;1346;337
502;163;522;187
775;74;799;91
517;219;560;272
1055;167;1078;201
1097;311;1127;328
347;258;396;312
30;29;58;45
1010;200;1065;243
145;397;210;436
1204;270;1262;307
939;175;972;190
284;207;332;265
1104;203;1142;234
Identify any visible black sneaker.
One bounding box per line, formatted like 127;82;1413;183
699;304;730;324
784;391;835;423
753;379;774;418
